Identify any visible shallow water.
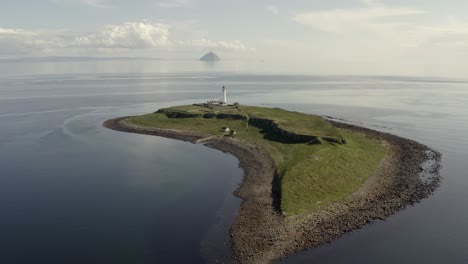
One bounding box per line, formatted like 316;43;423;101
0;61;467;263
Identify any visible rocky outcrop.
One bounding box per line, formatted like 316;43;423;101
216;113;247;120
157;109;246;120
249;117;344;145
156;109;202;118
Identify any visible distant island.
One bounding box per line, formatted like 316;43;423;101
103;91;440;263
200;51;220;62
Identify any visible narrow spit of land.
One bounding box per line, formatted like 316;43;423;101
103;104;441;264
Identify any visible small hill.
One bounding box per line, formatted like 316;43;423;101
200;51;220;62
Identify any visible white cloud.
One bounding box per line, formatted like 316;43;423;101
178;38;248;51
266;5;279;15
0;28;30;35
291;2;468;49
0;28;41;56
156;0;190;8
0;22;170;52
358;0;380;6
285;2;468;78
0;21;251;57
80;0;106;7
55;0;190;8
50;0;108;7
411;22;468;48
72;22;170;48
293;6;426;33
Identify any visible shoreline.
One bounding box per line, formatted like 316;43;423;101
103;117;441;264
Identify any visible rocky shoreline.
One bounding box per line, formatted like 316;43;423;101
103;117;441;264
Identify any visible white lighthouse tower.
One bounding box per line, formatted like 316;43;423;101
221;86;227;105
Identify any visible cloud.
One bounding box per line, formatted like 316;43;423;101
2;22;170;52
0;21;251;57
289;2;468;61
0;28;33;35
72;22;170;48
266;5;279;15
293;6;426;33
80;0;106;7
358;0;379;6
55;0;190;8
156;0;190;8
411;21;468;48
50;0;108;7
178;38;248;51
0;28;41;56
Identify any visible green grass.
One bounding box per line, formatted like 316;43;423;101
278;131;387;214
127;105;387;216
129;113;247;136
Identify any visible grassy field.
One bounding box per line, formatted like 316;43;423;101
129;112;247;136
159;104;248;117
127;105;387;216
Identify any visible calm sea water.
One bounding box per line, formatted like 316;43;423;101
0;61;467;263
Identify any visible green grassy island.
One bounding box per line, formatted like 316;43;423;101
104;104;440;264
129;105;386;215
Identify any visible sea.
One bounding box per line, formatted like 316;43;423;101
0;60;467;264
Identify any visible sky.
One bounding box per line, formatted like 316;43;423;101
1;0;468;77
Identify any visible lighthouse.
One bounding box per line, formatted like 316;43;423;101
222;86;227;104
206;86;229;105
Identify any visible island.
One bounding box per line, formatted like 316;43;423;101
103;102;440;263
200;51;221;62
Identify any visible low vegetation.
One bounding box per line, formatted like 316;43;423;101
128;104;387;216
